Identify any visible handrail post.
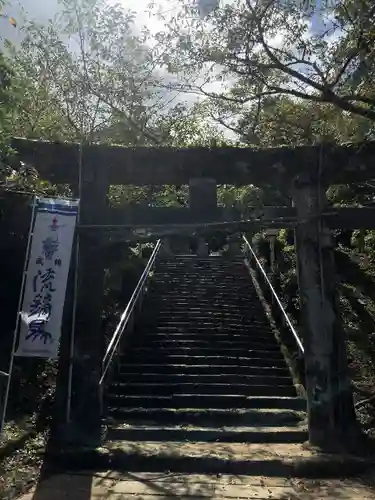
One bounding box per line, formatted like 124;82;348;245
99;240;161;411
99;381;104;420
243;235;304;355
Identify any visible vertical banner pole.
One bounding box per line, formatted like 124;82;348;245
65;143;83;424
65;226;80;424
0;196;38;435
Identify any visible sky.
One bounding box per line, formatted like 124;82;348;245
1;0;232;102
2;0;174;39
2;0;337;50
1;0;342;138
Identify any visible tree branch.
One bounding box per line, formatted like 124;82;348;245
208;112;244;136
89;89;161;145
253;10;375;120
341;94;375;106
329;48;360;88
355;393;375;409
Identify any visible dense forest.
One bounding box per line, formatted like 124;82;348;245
1;0;375;496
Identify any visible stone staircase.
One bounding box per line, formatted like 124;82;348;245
28;257;374;499
102;256;308;473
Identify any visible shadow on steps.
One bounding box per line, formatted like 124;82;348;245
19;469;375;500
46;445;371;479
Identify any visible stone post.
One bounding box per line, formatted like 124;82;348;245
291;200;303;317
264;230;278;276
160;237;173;257
189;178;217;254
197;237;209;257
60;145;108;446
264;229;279;313
292;174;357;446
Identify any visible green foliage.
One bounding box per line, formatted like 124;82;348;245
278;229;295;250
0;54;13;166
0;2;17;163
2;0;176;146
151;0;375;144
154;102;227;147
0;4;16;179
240;99;372;147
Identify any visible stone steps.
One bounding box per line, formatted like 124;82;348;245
109;382;296;397
122;354;288;367
107;407;305;426
108;424;308;443
51;442;369;479
131;339;281;350
108;394;306;410
126;347;284;359
114;373;292;385
143;321;272;328
104;256;306;478
136;333;277;342
118;363;290;376
142;320;274;332
140;316;269;323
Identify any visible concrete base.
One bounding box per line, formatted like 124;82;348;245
53;421;105;448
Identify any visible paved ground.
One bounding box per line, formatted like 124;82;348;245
18;471;375;499
15;440;375;499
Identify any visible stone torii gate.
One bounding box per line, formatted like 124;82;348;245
11;137;375;446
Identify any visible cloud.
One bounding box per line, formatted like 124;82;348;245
3;0;344;139
1;0;59;46
7;0;59;22
116;0;178;36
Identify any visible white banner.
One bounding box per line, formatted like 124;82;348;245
15;198;79;358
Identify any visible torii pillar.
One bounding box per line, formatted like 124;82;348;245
292;173;357;446
56;146;108;446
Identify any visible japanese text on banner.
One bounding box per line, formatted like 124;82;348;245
16;198;79;358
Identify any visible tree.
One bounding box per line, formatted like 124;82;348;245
153;101;227;147
0;2;18;180
5;52;77;141
239;97;373;147
153;0;375;135
4;0;174;145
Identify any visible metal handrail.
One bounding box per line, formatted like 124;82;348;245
242;235;304;354
99;239;162;386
